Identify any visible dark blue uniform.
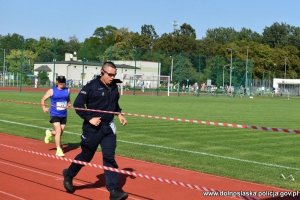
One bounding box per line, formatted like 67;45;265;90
66;76;122;191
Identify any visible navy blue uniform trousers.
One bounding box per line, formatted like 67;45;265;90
67;123;119;191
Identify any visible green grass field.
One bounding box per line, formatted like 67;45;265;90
0;90;300;190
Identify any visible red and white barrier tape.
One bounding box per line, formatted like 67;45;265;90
0;143;261;200
123;113;300;134
1;99;299;134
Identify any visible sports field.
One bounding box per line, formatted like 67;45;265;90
0;89;299;192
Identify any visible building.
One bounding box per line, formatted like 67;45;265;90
33;53;161;87
273;78;300;96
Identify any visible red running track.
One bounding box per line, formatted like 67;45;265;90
0;133;295;200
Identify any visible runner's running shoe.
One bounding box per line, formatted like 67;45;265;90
44;129;52;144
56;147;65;157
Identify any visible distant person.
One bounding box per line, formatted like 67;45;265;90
41;75;71;157
62;61;128;200
141;80;145;92
34;78;38;88
272;87;275;97
239;85;244;98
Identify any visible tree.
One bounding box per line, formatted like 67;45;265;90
114;28;132;44
24;38;39;52
64;36;80;55
38;71;49;85
172;55;198;84
237;28;262;42
178;23;196;39
102;42;131;61
206;27;238;44
93;25;118;52
35;37;54;62
288;26;300;55
141;24;158;50
80;37;102;62
262;22;291;48
153;33;174;53
141;25;158;39
1;21;300;80
53;39;68;61
6;49;36;73
0;33;24;51
129;32;150;51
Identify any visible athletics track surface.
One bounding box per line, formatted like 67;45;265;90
0;133;297;200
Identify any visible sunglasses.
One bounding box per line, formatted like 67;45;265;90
103;69;117;77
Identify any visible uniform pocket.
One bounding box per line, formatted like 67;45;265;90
81;132;91;145
101;124;114;135
109;121;116;135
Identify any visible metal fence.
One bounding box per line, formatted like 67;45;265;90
1;70;299;96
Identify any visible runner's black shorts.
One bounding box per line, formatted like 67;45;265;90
49;116;67;125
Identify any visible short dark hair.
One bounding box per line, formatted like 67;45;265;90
102;61;116;69
56;75;66;83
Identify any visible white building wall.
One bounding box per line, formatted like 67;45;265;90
34;60;160;87
113;60;160;76
273;78;300;94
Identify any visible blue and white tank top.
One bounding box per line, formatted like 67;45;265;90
50;86;69;117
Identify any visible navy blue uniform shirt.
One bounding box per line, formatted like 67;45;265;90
73;77;122;128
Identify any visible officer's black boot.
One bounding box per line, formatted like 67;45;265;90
109;189;128;200
63;169;75;193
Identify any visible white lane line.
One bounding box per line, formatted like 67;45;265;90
0;160;141;200
0;160;60;179
118;140;300;171
0;190;26;200
0;160;105;190
1;119;299;172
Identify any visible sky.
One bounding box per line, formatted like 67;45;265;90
1;0;300;42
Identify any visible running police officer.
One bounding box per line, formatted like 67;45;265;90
62;61;128;200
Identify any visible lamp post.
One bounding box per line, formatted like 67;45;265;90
20;49;24;92
133;51;137;95
245;48;249;90
284;57;287;92
187;79;189;92
52;58;56;86
198;55;201;73
133;61;137;95
82;58;85;86
170;56;173;82
262;70;265;89
223;64;230;89
268;65;272;90
227;48;233;89
52;40;57;86
66;64;71;80
284;57;287;79
1;49;5;86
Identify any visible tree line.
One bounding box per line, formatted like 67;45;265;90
0;22;300;87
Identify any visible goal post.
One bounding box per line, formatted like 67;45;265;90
120;73;170;96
